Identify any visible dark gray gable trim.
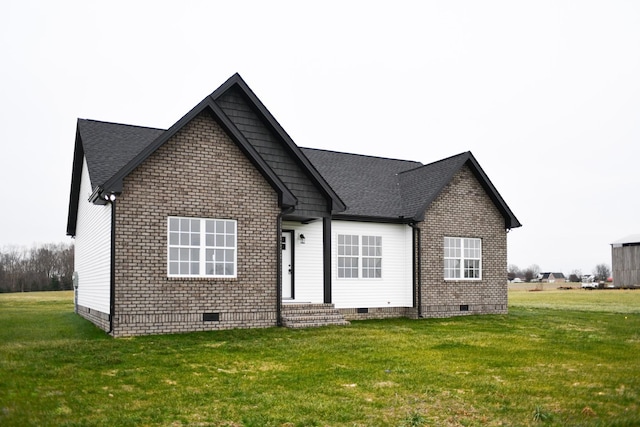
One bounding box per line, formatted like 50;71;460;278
100;97;297;208
210;73;346;214
66;127;85;236
462;152;521;229
405;151;521;229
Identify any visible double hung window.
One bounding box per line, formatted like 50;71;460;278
337;234;359;278
444;237;482;280
361;236;382;278
337;234;382;279
168;217;237;278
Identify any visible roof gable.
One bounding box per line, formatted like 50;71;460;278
303;149;521;229
66;121;163;235
399;152;521;228
99;96;296;208
210;74;346;215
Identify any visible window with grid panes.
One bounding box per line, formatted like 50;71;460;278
337;234;382;279
444;237;481;280
168;217;236;278
337;234;359;278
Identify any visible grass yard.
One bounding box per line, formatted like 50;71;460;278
1;290;639;426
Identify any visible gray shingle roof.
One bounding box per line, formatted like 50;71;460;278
301;148;521;228
397;152;470;220
301;148;421;219
75;119;519;225
68;74;521;235
78;119;164;189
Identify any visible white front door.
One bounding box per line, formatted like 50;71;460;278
281;231;293;299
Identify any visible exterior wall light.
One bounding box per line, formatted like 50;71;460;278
299;234;305;244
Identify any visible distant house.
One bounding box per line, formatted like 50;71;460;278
611;235;640;288
66;73;521;337
540;272;566;283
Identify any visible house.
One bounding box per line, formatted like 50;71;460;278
66;73;521;336
611;235;640;288
539;272;566;283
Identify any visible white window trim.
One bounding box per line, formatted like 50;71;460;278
444;236;482;281
337;234;383;280
167;217;237;278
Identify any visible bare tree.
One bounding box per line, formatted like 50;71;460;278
0;243;74;293
528;264;541;278
594;264;611;282
507;264;520;281
0;247;27;292
523;268;535;283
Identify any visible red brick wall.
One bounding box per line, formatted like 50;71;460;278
419;165;508;317
112;112;281;336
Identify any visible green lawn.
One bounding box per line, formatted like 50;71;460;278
1;290;639;426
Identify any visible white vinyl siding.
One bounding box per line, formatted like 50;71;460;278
74;157;112;314
282;220;324;303
444;237;482;280
333;221;412;308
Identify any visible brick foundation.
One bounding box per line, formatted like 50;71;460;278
76;304;111;332
339;306;418;321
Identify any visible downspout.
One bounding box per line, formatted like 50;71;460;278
409;223;422;318
276;206;295;327
107;196;117;334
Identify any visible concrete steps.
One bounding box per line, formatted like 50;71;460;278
281;303;350;328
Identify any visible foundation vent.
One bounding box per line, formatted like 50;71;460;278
203;313;220;322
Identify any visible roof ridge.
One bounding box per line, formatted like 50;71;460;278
300;147;422;165
78;118;166;132
397;151;470;176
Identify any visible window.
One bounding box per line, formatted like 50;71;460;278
362;235;382;278
338;234;382;279
168;217;236;278
444;237;481;280
337;234;359;278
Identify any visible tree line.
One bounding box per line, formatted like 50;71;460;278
507;263;611;283
0;243;74;293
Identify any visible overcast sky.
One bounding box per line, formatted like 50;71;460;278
1;0;638;276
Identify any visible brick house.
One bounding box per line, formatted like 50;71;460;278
66;74;521;336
